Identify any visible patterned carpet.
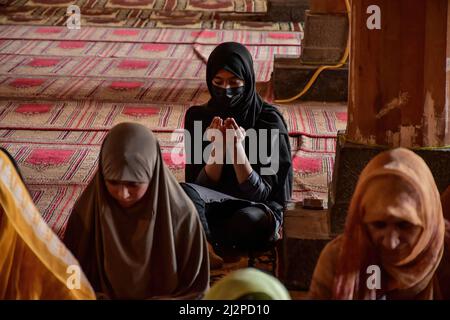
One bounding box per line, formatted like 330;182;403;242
0;127;341;235
0;0;303;30
0;21;345;285
0;25;302;43
0;24;343;225
10;0;268;12
0;100;346;135
0;128;337;283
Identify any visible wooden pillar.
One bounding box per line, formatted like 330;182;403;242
447;1;450;145
347;0;450;148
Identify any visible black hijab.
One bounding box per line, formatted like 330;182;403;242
206;42;263;129
185;42;292;209
205;42;288;134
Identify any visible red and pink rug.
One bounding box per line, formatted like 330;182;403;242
0;100;346;137
0;25;302;45
0;0;303;31
0;128;337;235
0;25;345;248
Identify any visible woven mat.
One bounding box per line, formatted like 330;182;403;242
0;26;302;45
0;41;301;61
0;53;274;82
0;0;304;31
0;132;184;185
0;129;334;233
290;135;336;154
0;100;188;131
0;24;337;282
13;0;268;12
0;35;301;82
0;99;347;138
0;76;212;103
0;16;302;31
278;102;347;138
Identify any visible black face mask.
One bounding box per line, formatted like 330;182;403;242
211;85;245;108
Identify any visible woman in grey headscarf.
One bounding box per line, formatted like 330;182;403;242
63;123;209;300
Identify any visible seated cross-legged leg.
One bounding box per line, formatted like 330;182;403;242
217;206;274;253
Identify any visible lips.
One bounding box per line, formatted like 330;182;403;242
118;200;135;208
379;245;410;262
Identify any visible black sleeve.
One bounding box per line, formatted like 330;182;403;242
252;130;292;208
238;170;272;202
184;106;213;183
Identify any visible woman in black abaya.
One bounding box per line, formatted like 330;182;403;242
181;42;292;265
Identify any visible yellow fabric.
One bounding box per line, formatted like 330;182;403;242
0;150;95;299
204;268;291;300
332;148;445;299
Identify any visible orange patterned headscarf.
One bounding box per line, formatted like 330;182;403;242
333;148;446;300
0;150;95;299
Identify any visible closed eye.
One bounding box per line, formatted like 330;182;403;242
371;221;387;229
396;221;414;230
212;78;224;86
229;79;244;87
106;180;120;186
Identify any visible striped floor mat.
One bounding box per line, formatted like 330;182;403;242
0;129;335;234
13;0;269;12
0;53;276;82
0;41;301;62
0;99;347;137
0;25;302;45
0;0;303;30
0;19;338;287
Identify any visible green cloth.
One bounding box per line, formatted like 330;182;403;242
204;268;291;300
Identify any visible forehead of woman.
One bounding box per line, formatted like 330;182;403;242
358;148;437;202
101;123;157;183
207;42;254;84
361;175;422;226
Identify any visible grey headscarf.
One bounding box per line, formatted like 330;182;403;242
63;123;209;299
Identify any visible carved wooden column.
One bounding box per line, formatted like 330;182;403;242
347;0;450;147
331;0;450;235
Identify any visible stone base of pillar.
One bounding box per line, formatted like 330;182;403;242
272;56;348;102
330;132;450;235
278;203;333;290
267;0;310;22
300;11;348;64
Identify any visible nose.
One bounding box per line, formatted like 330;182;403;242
382;228;401;250
117;186;130;200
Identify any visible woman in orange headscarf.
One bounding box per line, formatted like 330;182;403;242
309;148;450;300
0;148;95;299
